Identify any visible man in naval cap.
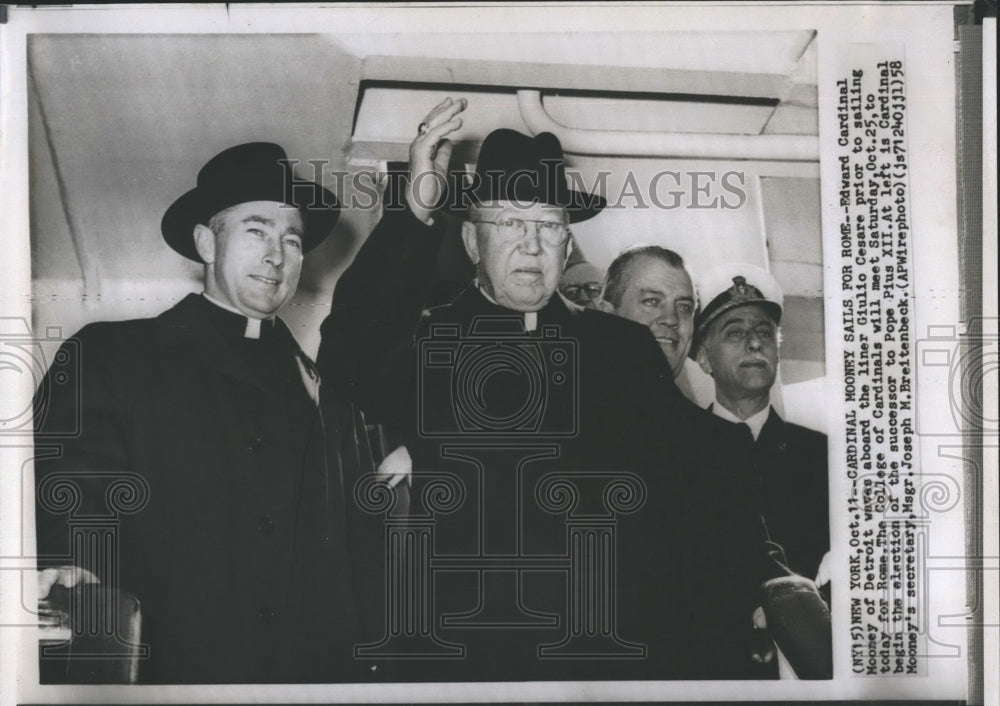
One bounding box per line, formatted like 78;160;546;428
693;264;831;677
693;263;829;581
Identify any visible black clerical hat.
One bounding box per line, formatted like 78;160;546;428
454;129;605;223
161;142;339;262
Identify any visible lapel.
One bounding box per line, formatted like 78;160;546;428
756;406;786;451
706;402;757;446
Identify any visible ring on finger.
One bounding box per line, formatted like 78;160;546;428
418;121;429;135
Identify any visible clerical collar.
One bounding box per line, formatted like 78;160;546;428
201;293;272;339
711;402;769;441
474;281;538;332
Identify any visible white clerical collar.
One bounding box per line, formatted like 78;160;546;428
202;293;270;339
475;281;538;332
711;402;770;441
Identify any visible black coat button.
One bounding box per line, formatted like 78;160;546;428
259;606;276;623
257;515;274;534
247;435;263;452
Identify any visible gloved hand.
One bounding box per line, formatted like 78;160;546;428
758;575;833;679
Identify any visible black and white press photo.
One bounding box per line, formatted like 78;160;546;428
0;3;989;704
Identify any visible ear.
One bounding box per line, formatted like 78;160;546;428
460;221;480;265
696;344;712;376
193;224;217;264
564;234;574;264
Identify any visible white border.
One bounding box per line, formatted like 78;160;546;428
980;16;998;706
0;3;977;704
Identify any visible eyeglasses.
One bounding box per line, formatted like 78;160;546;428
470;216;570;247
561;283;603;299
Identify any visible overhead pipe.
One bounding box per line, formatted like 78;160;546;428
516;90;818;162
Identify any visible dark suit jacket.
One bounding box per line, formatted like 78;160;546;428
753;408;830;580
319;207;771;680
712;406;830;679
35;294;383;684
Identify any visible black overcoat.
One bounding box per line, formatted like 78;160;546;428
319;208;771;680
35;294;383;684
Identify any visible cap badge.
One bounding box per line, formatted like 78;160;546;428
728;275;763;303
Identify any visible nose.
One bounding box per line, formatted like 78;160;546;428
656;305;678;328
517;223;543;255
262;238;284;269
746;330;763;351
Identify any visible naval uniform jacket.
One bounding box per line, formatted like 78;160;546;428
319;207;771;680
714;406;830;679
747;407;829;580
35;294;383;684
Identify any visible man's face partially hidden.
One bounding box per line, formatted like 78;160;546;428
462;203;570;312
560;263;605;310
613;256;695;377
197;201;305;319
696;303;779;402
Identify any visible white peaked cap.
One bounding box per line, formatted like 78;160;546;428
694;263;784;339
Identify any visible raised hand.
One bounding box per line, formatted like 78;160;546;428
405;97;467;224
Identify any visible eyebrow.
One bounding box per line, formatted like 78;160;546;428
241;215;302;237
241;215;275;227
720;316;774;329
638;287;694;301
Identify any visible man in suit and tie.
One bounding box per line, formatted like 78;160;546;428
35;143;383;683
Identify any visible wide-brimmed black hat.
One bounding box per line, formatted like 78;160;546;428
452;129;605;223
161;142;340;262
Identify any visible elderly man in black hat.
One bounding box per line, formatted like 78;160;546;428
320;99;775;681
35;143;383;684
